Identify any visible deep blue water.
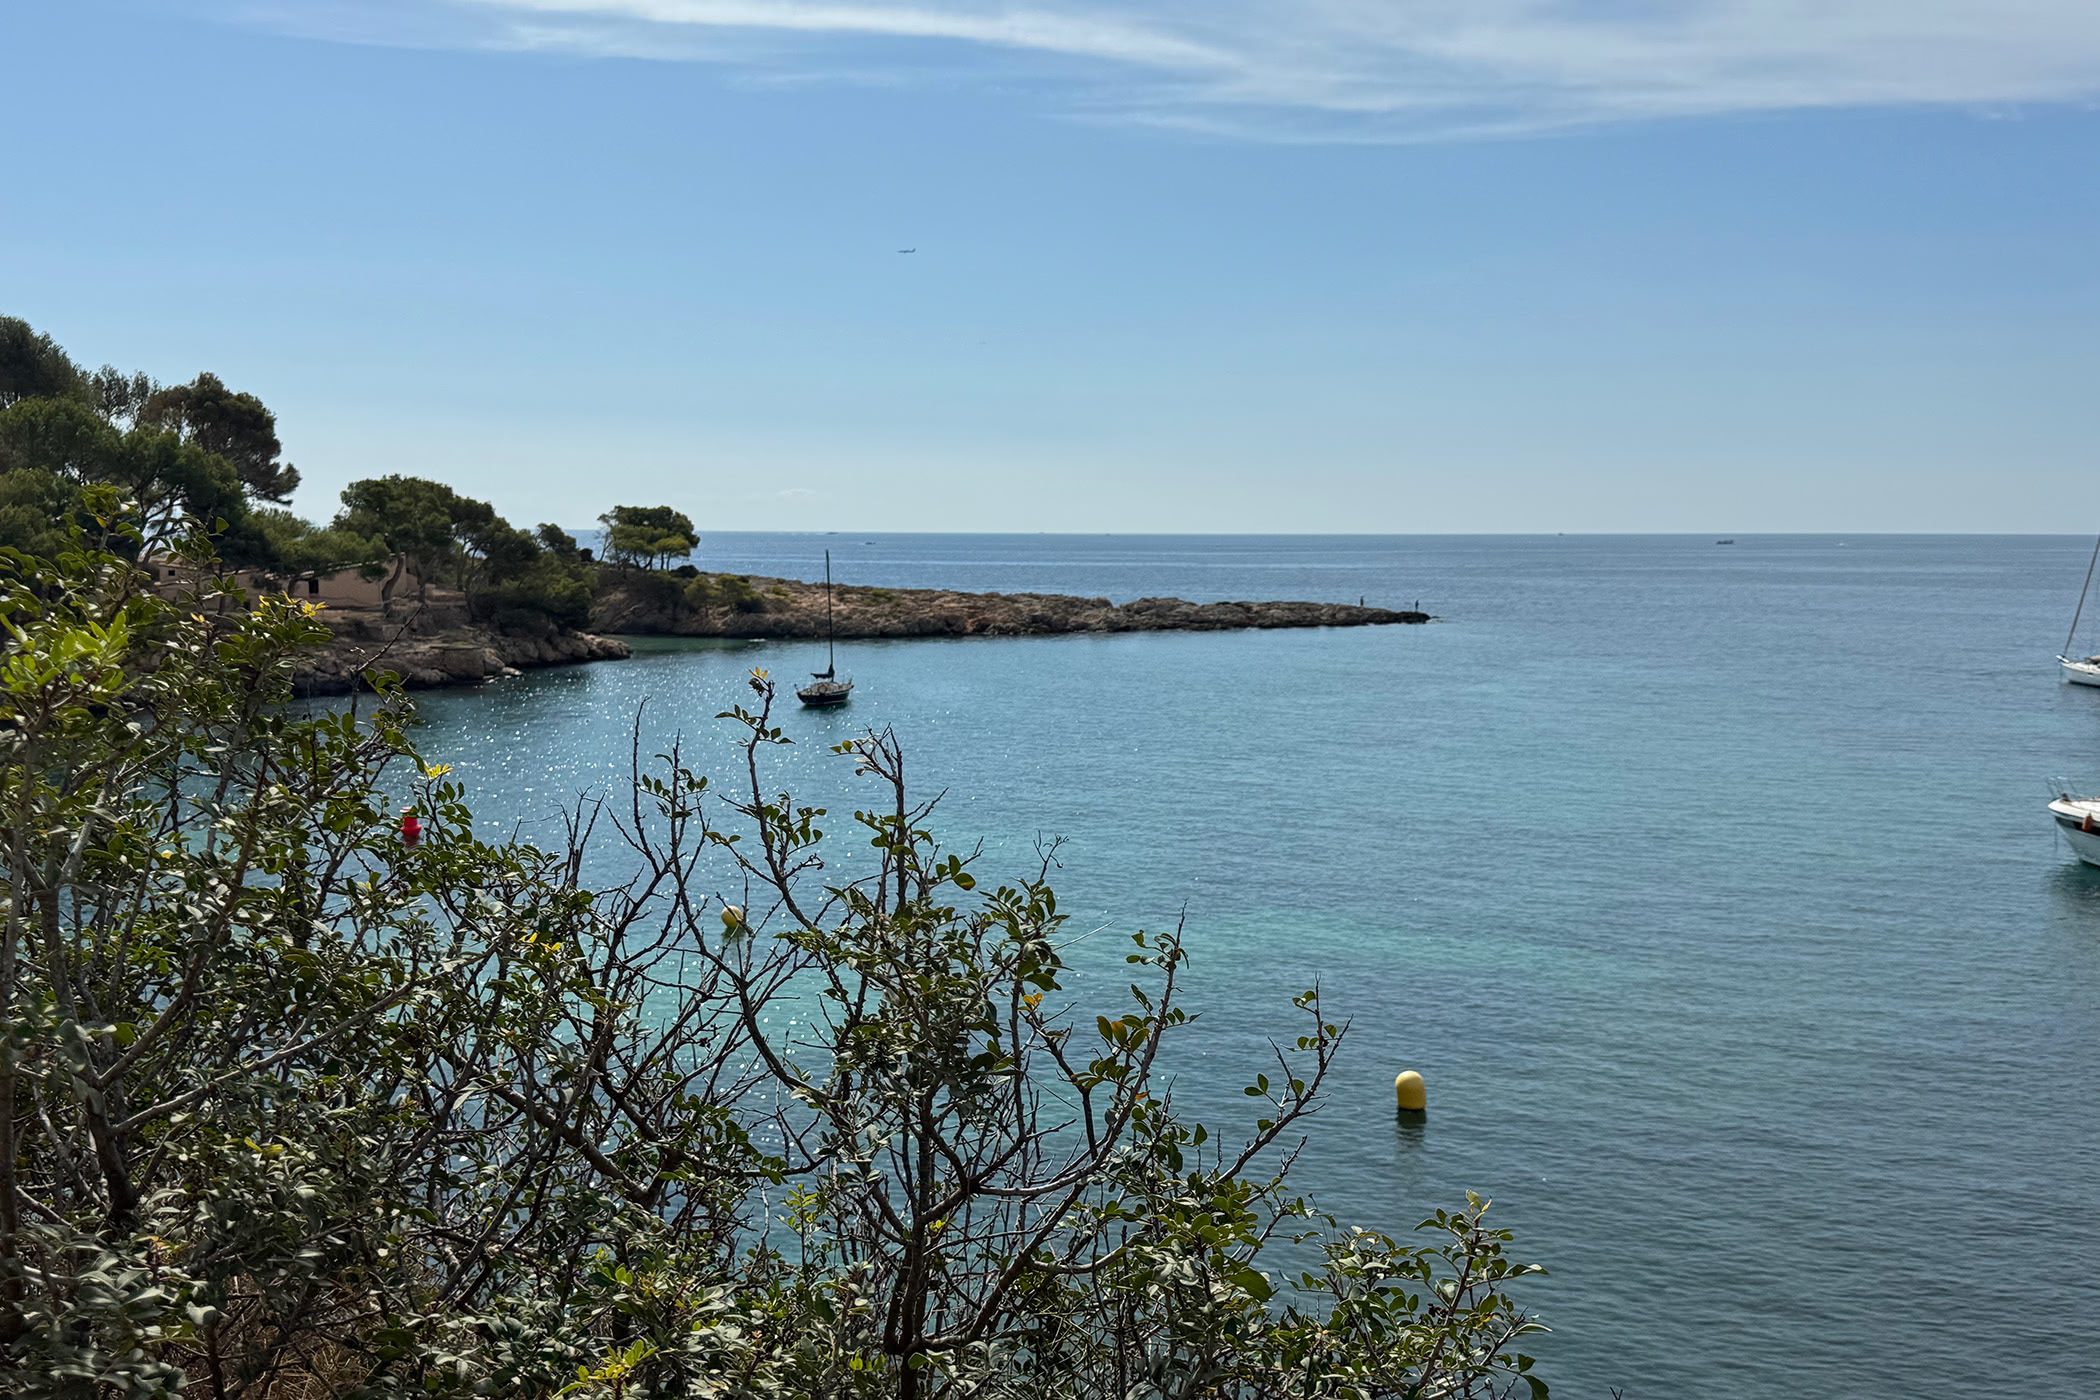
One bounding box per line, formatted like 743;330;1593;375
400;534;2100;1399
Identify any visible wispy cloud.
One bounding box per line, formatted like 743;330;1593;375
227;0;2100;138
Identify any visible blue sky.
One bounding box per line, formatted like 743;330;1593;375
5;0;2099;532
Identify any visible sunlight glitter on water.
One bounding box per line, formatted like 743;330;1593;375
404;534;2100;1399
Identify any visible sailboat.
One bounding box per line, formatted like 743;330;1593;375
2060;533;2100;687
796;550;853;708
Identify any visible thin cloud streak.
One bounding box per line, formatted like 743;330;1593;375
238;0;2100;136
474;0;1236;68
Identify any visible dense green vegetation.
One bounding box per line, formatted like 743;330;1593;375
0;527;1548;1398
598;505;698;572
0;316;706;636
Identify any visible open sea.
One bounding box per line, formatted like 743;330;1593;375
398;534;2100;1399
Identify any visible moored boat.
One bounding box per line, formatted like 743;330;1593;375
797;675;852;707
2049;790;2100;865
796;549;854;708
2059;533;2100;683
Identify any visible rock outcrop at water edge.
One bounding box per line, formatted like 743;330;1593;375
290;595;630;695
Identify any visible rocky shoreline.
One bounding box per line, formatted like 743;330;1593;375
590;572;1428;639
295;573;1425;693
291;596;630;695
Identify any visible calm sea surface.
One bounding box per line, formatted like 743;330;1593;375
399;534;2100;1398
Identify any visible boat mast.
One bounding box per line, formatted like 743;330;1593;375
825;549;836;676
2067;533;2100;658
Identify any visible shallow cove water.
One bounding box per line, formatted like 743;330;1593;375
398;534;2100;1398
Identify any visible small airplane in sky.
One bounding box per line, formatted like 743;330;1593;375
898;247;916;253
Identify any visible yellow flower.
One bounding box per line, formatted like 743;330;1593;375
422;762;453;779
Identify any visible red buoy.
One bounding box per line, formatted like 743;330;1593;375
401;811;422;849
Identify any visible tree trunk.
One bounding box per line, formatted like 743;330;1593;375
38;894;137;1228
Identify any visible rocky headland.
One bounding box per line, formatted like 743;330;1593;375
590;572;1429;640
294;572;1425;693
292;594;630;695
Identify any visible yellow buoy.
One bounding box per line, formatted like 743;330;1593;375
1393;1070;1427;1112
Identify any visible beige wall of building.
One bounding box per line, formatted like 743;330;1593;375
143;557;415;608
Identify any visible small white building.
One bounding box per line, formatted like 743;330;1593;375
143;556;418;608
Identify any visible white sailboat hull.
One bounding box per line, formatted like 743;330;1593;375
2063;658;2100;687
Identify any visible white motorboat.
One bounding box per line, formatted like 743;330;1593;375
2049;791;2100;866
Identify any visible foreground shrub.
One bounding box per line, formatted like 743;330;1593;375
0;536;1546;1398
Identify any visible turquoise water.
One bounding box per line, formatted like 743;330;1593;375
400;534;2100;1398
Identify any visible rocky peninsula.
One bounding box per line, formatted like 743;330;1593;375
590;572;1429;639
293;572;1425;693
